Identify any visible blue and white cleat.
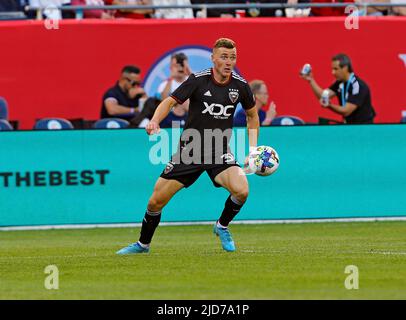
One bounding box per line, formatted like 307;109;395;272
116;242;150;255
213;224;236;252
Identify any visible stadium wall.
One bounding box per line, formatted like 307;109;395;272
0;17;405;129
1;125;405;227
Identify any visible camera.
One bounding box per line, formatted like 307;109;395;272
174;53;187;67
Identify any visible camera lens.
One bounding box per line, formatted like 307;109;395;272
176;57;184;67
174;53;187;67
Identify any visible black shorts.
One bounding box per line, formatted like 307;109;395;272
160;157;240;188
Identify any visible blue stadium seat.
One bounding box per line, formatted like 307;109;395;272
0;119;13;131
271;116;305;126
93;118;130;129
34;118;74;130
0;97;8;120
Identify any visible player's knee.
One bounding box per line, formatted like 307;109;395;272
147;195;166;212
232;187;249;203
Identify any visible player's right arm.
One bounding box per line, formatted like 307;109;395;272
147;73;196;135
146;97;177;135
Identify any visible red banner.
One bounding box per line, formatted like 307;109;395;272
0;17;405;129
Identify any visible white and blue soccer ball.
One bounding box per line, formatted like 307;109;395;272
248;146;280;176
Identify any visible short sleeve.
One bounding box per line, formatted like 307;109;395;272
346;80;365;107
170;74;197;104
240;82;256;110
329;81;340;95
103;88;118;101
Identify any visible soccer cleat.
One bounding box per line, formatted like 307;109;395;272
116;242;150;255
213;224;236;252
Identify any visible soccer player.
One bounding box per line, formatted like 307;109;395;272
117;38;259;254
301;53;376;124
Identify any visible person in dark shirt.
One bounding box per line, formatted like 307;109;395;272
117;38;260;255
301;53;376;124
234;79;277;126
190;0;238;17
101;65;147;120
0;0;20;11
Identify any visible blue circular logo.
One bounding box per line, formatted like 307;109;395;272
143;45;212;97
143;45;241;98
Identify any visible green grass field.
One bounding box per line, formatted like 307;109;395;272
1;222;405;300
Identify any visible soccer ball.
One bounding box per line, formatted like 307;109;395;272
248;146;280;176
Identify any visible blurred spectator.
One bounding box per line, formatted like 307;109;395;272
191;0;311;18
105;0;153;18
71;0;115;18
190;0;238;18
101;65;147;120
357;0;390;16
0;1;21;11
284;0;311;17
28;0;72;19
156;52;191;127
245;0;310;18
311;0;354;16
234;80;277;127
152;0;194;18
391;0;406;15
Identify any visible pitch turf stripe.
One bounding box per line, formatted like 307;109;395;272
1;216;406;231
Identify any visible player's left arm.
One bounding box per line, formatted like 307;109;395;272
243;106;260;172
246;106;260;149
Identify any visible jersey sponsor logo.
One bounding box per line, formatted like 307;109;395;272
202;102;234;118
204;90;212;97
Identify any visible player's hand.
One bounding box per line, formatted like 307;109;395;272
146;120;160;135
242;152;256;175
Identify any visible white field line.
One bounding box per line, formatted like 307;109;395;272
1;216;406;232
1;250;406;261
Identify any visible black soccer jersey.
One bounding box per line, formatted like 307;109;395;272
170;68;255;163
329;74;376;124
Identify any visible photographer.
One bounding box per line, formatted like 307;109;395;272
300;53;376;124
156;52;191;127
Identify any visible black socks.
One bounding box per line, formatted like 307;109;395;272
139;209;161;245
218;195;244;227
